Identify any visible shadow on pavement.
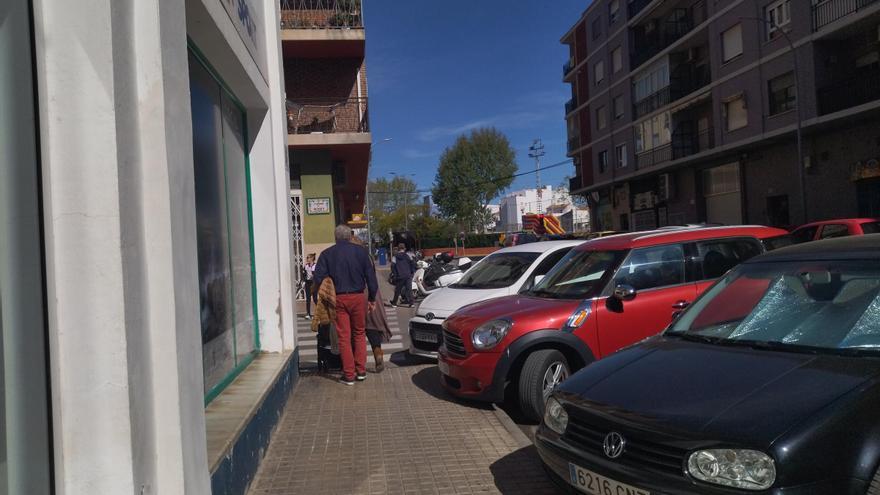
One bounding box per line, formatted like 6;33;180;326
410;366;493;409
389;349;434;367
489;445;560;494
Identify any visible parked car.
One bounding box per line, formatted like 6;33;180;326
790;217;880;244
536;234;880;494
409;241;583;358
437;225;789;421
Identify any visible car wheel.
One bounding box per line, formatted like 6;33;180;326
518;349;570;422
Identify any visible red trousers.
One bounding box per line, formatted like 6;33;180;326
335;293;367;379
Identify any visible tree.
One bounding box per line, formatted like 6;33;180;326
432;128;517;233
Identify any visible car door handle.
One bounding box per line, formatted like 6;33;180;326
672;300;691;310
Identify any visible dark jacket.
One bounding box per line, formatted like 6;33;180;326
313;241;378;302
393;251;416;279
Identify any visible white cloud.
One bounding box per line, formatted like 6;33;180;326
417;110;555;142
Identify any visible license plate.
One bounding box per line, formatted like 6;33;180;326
412;330;439;343
438;359;450;375
569;463;649;495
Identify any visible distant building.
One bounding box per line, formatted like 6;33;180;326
484;204;501;231
563;0;880;232
498;186;554;232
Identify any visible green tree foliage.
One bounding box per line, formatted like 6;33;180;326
432;128;517;233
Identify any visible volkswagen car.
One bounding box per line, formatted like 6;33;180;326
537;235;880;494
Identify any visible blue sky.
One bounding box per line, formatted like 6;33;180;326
365;0;589;201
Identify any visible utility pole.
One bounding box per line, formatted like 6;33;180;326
529;139;545;213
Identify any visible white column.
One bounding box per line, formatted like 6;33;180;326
32;0;210;492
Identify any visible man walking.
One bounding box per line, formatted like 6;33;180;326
390;243;415;307
313;225;378;385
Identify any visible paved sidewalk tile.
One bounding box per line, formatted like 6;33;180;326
247;362;558;495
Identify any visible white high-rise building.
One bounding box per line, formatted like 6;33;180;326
498;186;554;232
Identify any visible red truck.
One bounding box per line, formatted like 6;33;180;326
438;225;789;420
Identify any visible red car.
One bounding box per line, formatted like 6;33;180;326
438;225;789;421
790;218;880;244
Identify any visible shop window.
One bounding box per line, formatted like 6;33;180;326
768;72;796;115
189;48;260;403
721;24;743;63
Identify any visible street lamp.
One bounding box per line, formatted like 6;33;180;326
741;16;807;223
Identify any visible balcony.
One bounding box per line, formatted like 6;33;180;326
563;56;577;79
569;175;583;192
287;97;370;147
672;126;714;159
633;65;710;118
636;144;673;169
280;0;363;30
817;69;880;115
630;3;706;69
565;98;577;115
813;0;879;31
634;87;673;119
567;136;581;154
628;0;654;19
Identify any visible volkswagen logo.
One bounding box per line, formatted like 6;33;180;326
603;432;626;459
425;313;435;321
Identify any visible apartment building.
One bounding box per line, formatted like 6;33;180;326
281;0;372;259
564;0;880;231
498;186;556;231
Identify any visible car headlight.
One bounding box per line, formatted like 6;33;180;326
471;319;512;350
543;397;568;435
687;449;776;490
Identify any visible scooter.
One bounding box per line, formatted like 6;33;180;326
413;253;472;297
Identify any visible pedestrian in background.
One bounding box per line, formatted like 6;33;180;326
351;237;393;372
389;243;415;307
303;253;316;319
313;225;378;385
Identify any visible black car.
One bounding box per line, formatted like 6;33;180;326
536;235;880;494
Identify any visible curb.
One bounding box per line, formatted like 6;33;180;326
492;404;533;449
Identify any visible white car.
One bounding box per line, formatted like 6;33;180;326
408;240;583;358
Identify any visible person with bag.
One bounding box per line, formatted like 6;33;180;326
351;237;393;372
389;243;415;307
310;276;341;372
312;225;378;385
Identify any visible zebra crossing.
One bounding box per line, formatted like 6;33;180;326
296;306;408;366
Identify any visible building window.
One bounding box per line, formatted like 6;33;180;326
596;106;608;130
768;72;796;115
612;46;623;73
598;150;609;173
616;143;628;168
592;17;602;40
613;95;625;119
724;94;748;131
721;24;743;63
703;162;741;196
634;112;671;152
609;0;620;24
189;49;260;402
765;0;791;40
632;59;669;102
595;60;605;85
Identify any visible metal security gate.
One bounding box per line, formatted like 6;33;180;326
291;190;306;300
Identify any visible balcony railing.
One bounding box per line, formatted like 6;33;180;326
628;0;654;19
563;58;576;78
633;65;711;118
280;0;363;30
636;143;673;169
630;2;706;69
565;98;577;115
286;97;369;135
817;69;880;115
672;126;714;159
634;87;673;118
813;0;879;31
569;175;583;192
567;136;581;153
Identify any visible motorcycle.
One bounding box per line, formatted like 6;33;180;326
413;252;472;298
388;251;428;301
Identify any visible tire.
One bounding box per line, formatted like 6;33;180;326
517;349;570;422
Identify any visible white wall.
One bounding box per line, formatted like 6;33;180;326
31;0;295;492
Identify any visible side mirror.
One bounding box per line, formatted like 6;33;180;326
613;284;637;302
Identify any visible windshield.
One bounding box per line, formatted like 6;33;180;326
525;249;623;299
450;252;539;289
668;260;880;355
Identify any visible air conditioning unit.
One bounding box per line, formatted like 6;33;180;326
657;173;674;201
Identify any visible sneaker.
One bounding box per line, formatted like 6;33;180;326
304;315;312;320
339;376;355;386
387;302;397;308
356;374;367;382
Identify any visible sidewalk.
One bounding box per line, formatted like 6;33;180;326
248;269;558;494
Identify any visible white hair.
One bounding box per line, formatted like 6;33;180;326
335;224;353;241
